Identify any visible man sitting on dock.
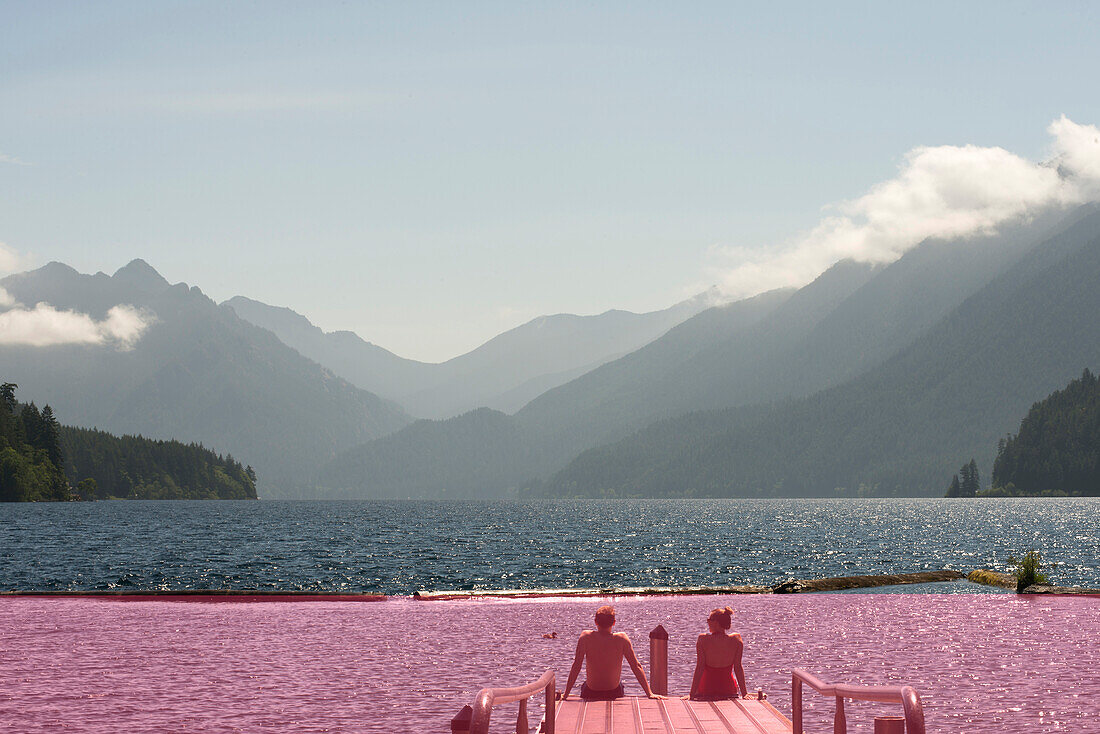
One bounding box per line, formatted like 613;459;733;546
562;605;661;700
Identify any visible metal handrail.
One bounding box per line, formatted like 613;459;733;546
469;669;556;734
792;668;925;734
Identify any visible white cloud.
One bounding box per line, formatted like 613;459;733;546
0;287;14;308
0;152;31;166
0;302;154;349
711;116;1100;298
0;242;31;274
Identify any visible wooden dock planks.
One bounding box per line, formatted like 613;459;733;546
553;696;792;734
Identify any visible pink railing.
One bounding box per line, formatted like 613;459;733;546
452;669;556;734
792;668;925;734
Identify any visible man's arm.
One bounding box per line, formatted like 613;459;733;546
562;634;586;700
621;635;659;699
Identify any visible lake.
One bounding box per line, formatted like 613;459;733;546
2;497;1097;592
2;593;1096;733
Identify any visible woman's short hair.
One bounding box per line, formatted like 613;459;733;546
594;605;616;629
707;606;734;630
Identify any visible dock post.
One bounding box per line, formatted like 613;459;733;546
544;676;556;734
792;675;803;734
450;704;472;734
649;624;668;696
873;716;905;734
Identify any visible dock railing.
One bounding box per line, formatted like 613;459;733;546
451;669;556;734
792;668;925;734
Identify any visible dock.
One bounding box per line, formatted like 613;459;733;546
451;627;924;734
554;695;791;734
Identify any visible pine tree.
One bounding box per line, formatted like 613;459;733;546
945;474;962;497
40;405;64;469
959;458;980;496
0;383;16;412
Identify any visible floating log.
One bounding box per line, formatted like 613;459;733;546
1019;584;1100;596
0;590;388;602
773;569;965;594
413;585;769;601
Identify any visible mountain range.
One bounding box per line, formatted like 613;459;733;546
314;208;1081;498
224;290;713;419
0;260;410;496
3;205;1096;499
543;205;1100;497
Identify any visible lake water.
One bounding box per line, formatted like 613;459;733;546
2;498;1098;592
3;498;1099;733
1;593;1097;733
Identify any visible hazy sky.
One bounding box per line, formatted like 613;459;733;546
3;2;1100;361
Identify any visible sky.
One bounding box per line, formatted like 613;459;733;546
3;2;1100;361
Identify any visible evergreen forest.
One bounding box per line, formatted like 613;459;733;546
1;382;257;501
987;368;1100;496
0;383;70;501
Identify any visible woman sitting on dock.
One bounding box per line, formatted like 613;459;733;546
688;606;747;700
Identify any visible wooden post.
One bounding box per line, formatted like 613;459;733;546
544;677;556;734
792;675;803;734
516;698;527;734
834;696;846;734
874;716;905;734
648;624;668;696
451;704;473;734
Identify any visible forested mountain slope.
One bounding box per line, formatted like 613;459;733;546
544;207;1100;497
315;408;540;498
314;212;1070;499
61;425;256;500
312;287;793;497
1;381;255;501
0;260;410;495
515;213;1063;456
990;368;1100;496
0;384;69;502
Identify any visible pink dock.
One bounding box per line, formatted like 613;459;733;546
453;628;925;734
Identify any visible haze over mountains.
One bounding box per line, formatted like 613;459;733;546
0;260;410;494
314;206;1099;498
3;207;1098;500
224;291;713;419
546;205;1100;497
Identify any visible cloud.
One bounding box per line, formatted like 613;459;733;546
711;116;1100;298
0;152;31;166
0;301;154;349
0;242;31;274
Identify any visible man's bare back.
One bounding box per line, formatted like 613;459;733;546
562;606;660;700
577;629;629;690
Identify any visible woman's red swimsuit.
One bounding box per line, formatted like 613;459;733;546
696;663;739;700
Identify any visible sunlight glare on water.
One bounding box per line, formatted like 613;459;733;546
1;594;1096;733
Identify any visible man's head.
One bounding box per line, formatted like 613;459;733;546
594;605;616;630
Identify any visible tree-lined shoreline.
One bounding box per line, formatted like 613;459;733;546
1;382;256;502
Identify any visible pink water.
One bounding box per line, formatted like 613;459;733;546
2;595;1097;733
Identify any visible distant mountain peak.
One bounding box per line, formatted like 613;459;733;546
39;261;80;277
112;259;170;292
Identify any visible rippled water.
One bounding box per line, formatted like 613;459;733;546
2;498;1098;592
1;594;1096;733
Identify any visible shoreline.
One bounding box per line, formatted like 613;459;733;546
5;568;1098;600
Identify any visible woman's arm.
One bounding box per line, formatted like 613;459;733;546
733;634;747;699
688;635;705;700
